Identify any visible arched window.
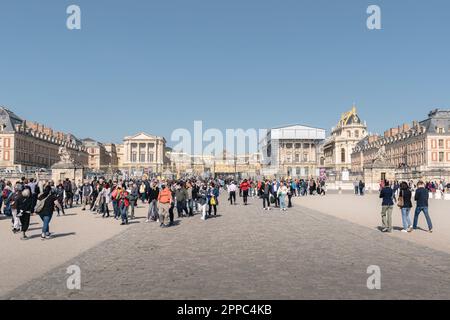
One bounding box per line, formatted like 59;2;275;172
341;148;346;163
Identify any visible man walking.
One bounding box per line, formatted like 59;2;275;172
227;181;237;205
158;184;173;227
379;180;395;233
413;181;433;233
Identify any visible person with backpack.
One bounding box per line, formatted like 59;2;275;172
36;182;58;240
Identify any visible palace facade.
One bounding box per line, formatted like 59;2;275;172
351;109;450;181
118;132;166;176
322;106;368;173
259;124;326;178
0;107;88;171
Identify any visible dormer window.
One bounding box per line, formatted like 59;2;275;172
437;127;444;134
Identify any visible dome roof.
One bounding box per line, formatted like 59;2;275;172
337;105;362;127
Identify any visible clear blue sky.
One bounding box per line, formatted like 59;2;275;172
1;0;449;146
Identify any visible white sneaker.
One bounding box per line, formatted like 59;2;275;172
401;229;408;233
145;219;149;223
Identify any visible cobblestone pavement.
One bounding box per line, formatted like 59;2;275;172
3;196;450;300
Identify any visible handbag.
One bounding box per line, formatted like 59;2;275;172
397;195;404;207
210;196;216;206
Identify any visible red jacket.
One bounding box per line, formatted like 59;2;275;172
240;182;250;191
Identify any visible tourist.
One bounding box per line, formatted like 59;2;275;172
198;184;208;220
379;180;395;233
81;180;93;211
353;180;359;195
272;180;280;207
128;182;139;220
277;181;288;212
186;181;194;217
175;182;189;218
262;179;271;211
146;181;159;222
240;179;250;205
359;180;365;196
413;181;433;233
100;182;111;218
36;183;58;240
54;182;65;216
17;185;33;240
207;182;219;216
398;182;413;233
158;184;172;227
111;184;122;220
227;181;237;205
118;188;130;225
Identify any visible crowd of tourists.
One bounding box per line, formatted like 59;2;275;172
1;174;444;241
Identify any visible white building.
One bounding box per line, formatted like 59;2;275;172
259;124;326;178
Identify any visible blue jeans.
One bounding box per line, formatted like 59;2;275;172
120;205;128;223
401;207;412;230
112;200;119;218
39;213;53;235
413;206;433;230
279;195;286;209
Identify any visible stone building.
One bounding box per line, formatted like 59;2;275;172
0;107;88;171
104;143;119;170
119;132;166;176
259;124;325;178
322;105;368;174
351;109;450;182
82;138;112;172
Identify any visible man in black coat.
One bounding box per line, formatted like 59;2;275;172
413;181;433;232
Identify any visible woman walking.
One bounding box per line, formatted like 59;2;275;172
277;182;288;212
399;182;413;233
17;185;33;240
36;183;57;240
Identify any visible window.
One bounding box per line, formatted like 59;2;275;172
439;139;444;149
286;143;293;149
341;148;346;163
148;153;154;162
438;127;445;134
295;143;301;149
355;130;359;138
131;152;137;163
347;131;351;138
439;152;444;162
140;153;146;162
295;154;300;162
